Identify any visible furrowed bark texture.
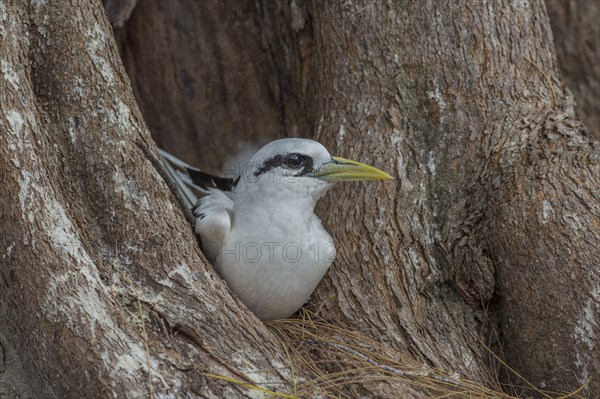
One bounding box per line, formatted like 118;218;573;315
261;0;599;394
0;1;297;398
546;0;600;140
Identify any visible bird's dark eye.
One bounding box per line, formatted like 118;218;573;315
285;153;305;168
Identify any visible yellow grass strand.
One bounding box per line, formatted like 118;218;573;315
479;340;553;399
556;379;590;399
275;333;297;394
200;373;301;399
524;56;557;106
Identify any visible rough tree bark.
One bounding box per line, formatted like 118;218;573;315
546;0;600;141
1;0;598;398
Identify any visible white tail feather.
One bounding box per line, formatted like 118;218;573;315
159;150;208;209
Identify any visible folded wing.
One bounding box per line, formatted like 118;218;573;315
192;189;233;262
160;149;234;260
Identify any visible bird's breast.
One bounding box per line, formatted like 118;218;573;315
210;213;335;320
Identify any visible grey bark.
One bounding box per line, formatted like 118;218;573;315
547;0;600;140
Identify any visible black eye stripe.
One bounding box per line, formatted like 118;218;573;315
254;155;286;176
254;154;315;177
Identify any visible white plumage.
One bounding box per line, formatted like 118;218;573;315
161;138;392;320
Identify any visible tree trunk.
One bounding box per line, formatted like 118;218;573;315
1;0;598;398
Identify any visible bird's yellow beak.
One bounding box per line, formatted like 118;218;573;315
311;156;393;181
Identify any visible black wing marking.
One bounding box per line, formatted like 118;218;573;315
187;169;240;191
191;203;206;219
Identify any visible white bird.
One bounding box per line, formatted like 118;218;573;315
160;138;392;320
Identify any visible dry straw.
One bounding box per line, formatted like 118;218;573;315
264;309;587;399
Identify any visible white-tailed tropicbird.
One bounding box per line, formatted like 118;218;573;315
161;138;392;320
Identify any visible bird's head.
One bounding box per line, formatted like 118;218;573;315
235;138;392;207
